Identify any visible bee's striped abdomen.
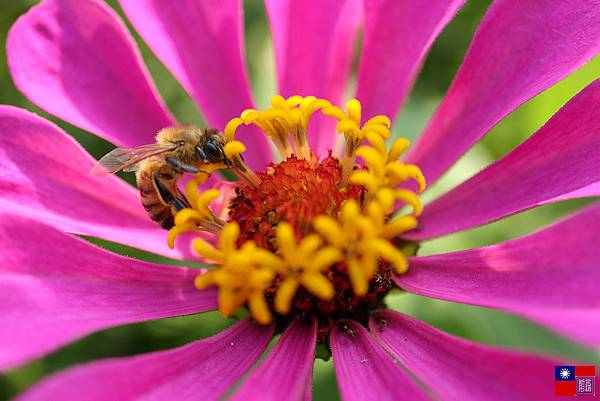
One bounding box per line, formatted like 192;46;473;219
137;166;175;229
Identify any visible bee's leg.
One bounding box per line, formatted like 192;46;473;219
223;155;233;168
173;187;192;211
165;157;203;174
202;140;237;169
152;172;192;212
172;198;188;212
152;172;176;206
195;146;209;163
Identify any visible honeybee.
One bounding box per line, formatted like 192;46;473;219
91;126;231;229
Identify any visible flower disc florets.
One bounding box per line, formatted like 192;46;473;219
229;154;363;249
168;95;426;342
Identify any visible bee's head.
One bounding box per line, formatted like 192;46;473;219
156;126;229;167
195;129;231;166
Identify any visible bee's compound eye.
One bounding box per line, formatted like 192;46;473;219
203;141;224;163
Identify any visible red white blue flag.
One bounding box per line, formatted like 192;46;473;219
555;365;596;396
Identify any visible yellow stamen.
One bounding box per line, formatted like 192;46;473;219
223;141;246;159
186;220;343;323
271;222;340;313
322;99;393;185
346;99;362;124
350;137;427;206
221;139;261;186
365;115;391;128
224;118;244;142
275;278;300;314
166;180;223;248
225;95;330;161
312;192;419;295
192;222;277;323
388;137;410;161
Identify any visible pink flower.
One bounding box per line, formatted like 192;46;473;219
2;0;600;400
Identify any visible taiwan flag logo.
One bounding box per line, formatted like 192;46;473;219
555;366;596;396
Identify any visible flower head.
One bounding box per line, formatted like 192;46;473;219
168;95;425;339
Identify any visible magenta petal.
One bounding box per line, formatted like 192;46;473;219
0;214;218;371
371;310;563;401
0;106;185;258
7;0;175;147
265;0;361;155
15;319;273;401
398;202;600;346
406;79;600;241
543;181;600;204
406;0;600;186
230;318;316;401
356;0;464;122
301;376;313;401
118;0;272;169
331;320;430;401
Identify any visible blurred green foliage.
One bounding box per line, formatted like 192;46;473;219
1;1;599;400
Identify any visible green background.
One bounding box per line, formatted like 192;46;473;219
1;1;599;400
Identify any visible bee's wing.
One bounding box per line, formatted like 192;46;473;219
90;143;177;175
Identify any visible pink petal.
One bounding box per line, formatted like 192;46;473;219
0;105;187;258
398;202;600;346
0;213;217;371
371;310;565;401
405;0;600;186
331;320;430;401
15;319;273;401
543;181;600;204
229;318;316;401
356;0;464;122
301;376;313;401
118;0;272;169
7;0;175;147
265;0;361;155
406;79;600;241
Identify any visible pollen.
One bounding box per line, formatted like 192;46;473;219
168;95;426;340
